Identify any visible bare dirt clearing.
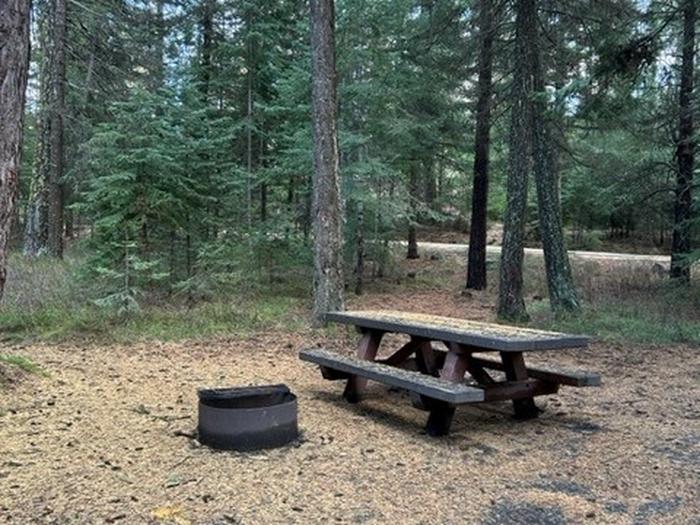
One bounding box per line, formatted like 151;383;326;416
1;286;698;524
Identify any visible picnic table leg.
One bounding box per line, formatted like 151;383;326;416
343;329;384;403
408;339;438;410
425;349;468;436
500;351;540;420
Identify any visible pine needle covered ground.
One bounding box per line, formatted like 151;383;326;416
0;249;698;523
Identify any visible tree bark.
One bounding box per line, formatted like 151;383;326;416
354;201;364;295
199;0;214;98
310;0;344;325
530;3;579;314
423;157;436;213
260;133;267;222
407;161;420;259
0;0;31;300
246;7;254;230
498;0;533;321
466;0;495;290
48;0;66;258
24;0;52;256
670;0;695;282
150;0;165;91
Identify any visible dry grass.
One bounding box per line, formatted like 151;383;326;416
1;252;83;312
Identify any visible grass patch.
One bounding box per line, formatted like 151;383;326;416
0;250;310;343
0;354;45;375
0;294;306;344
529;300;700;345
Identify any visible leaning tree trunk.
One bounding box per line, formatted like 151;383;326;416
48;0;67;258
0;0;32;300
466;0;495;290
498;0;534;321
670;0;696;283
310;0;344;326
530;3;580;314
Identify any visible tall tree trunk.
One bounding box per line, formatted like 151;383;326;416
407;161;420;259
259;133;267;222
670;0;695;282
354;201;364;295
466;0;495;290
531;4;579;314
260;183;268;222
199;0;213;98
150;0;165;91
498;0;533;321
24;113;50;255
245;8;254;230
24;0;52;256
48;0;66;258
0;0;31;300
310;0;344;325
423;157;436;213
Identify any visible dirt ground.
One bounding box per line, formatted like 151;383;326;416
1;281;699;524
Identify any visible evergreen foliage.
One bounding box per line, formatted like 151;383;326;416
7;0;699;312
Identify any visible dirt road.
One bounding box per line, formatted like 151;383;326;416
398;241;670;265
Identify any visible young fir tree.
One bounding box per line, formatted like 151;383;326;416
79;89;195;310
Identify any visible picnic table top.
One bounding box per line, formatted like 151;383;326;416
325;310;589;352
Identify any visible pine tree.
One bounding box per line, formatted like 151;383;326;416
530;2;580;314
25;0;54;257
466;0;496;290
498;0;534;321
670;0;696;282
0;0;31;300
48;0;67;258
78;89;197;307
310;0;344;325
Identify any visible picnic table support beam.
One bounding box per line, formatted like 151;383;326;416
500;351;540;419
465;355;496;385
425;347;468;436
383;339;420;366
414;338;437;375
343;329;384;403
409;338;438;410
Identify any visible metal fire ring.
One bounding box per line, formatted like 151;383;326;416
197;384;298;451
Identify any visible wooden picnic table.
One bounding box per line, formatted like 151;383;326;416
300;310;600;436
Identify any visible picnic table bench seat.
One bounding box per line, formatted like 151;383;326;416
300;310;601;436
466;355;601;387
300;347;485;404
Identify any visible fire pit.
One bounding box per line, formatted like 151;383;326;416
197;384;298;451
